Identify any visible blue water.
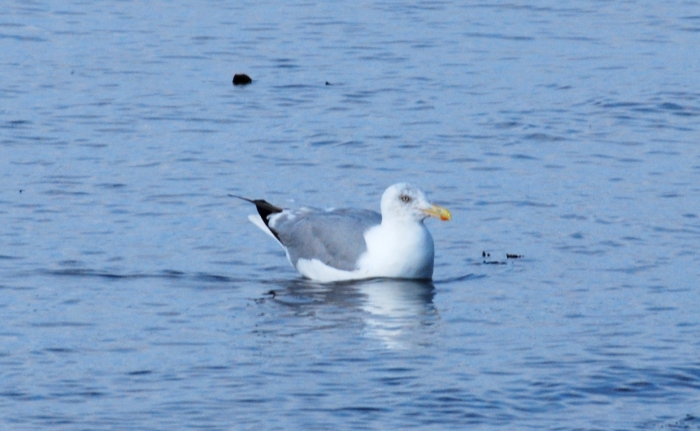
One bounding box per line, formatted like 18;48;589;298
2;0;700;429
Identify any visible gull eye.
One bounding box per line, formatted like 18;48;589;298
400;194;411;203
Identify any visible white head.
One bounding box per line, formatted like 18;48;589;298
380;183;452;223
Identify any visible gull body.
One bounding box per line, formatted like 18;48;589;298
236;183;451;283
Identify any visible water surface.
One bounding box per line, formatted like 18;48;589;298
2;0;700;429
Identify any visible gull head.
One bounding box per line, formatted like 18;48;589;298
380;183;452;223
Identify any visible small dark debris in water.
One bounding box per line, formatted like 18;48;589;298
482;251;490;257
255;290;276;304
19;189;23;193
233;74;252;85
325;81;331;85
507;254;524;259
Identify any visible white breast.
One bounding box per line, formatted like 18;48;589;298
357;221;435;279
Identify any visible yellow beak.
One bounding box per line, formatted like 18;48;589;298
422;204;452;221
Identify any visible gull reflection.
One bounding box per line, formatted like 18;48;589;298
273;278;438;349
354;278;437;349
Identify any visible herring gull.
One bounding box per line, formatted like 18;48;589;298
232;183;451;283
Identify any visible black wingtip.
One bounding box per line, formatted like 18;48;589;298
228;194;283;214
228;194;255;204
229;194;284;240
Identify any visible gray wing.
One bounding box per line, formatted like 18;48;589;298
270;208;382;271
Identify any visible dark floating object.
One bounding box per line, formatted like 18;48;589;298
325;81;331;85
233;73;252;85
481;251;521;264
19;189;23;193
255;289;277;304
